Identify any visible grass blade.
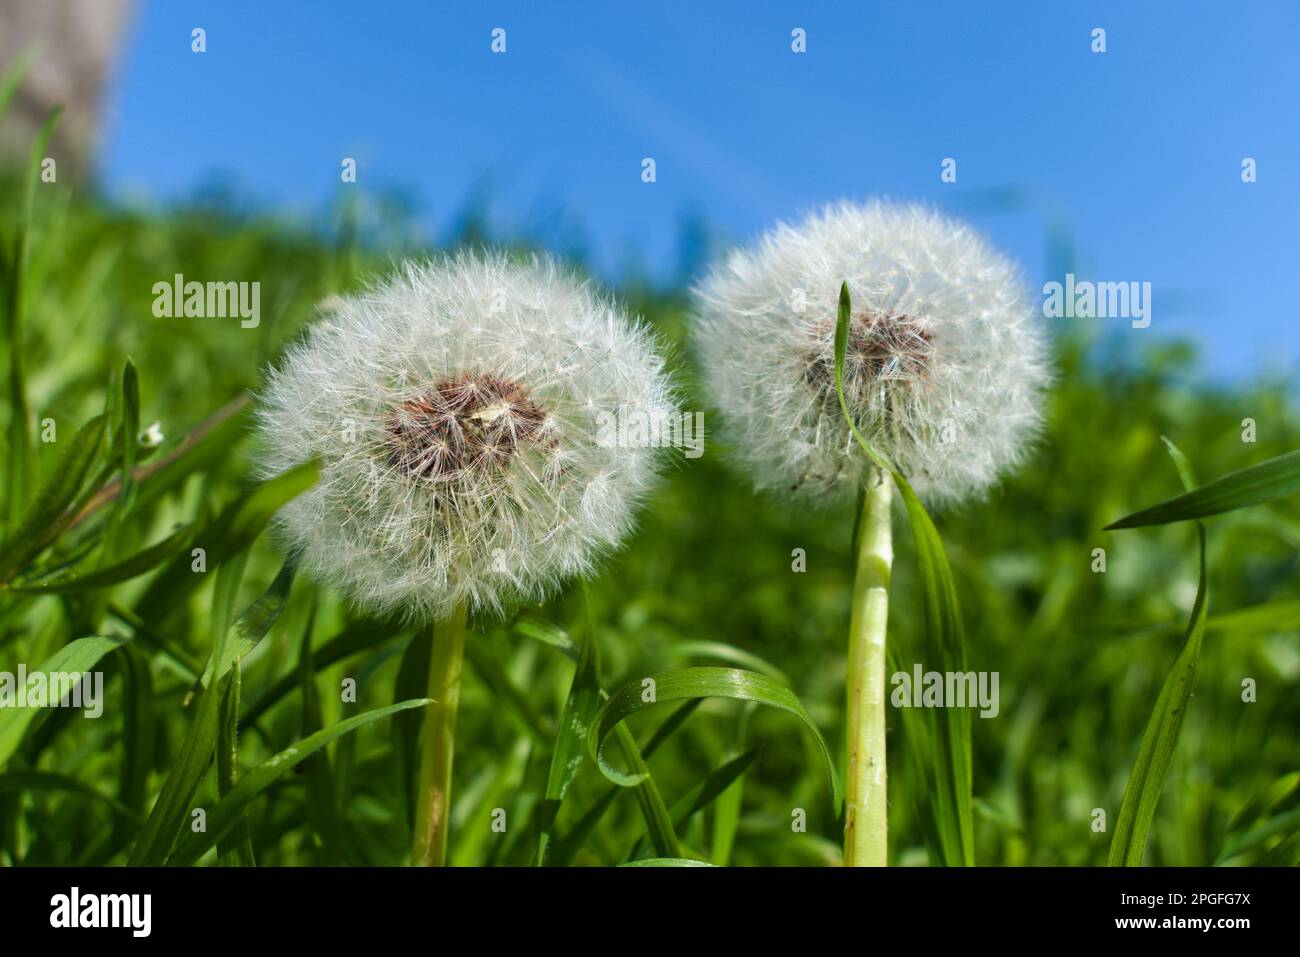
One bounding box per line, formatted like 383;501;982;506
629;748;761;861
537;613;601;864
549;700;702;866
588;666;839;808
0;49;36;124
1107;438;1209;866
0;414;108;582
1105;448;1300;529
112;644;154;855
0;770;141;824
196;559;296;692
241;618;398;726
298;608;342;865
134;458;318;612
3;522;194;593
0;636;125;768
126;671;226;865
612;721;680;859
620;858;716;867
166;699;432;865
216;661;256;866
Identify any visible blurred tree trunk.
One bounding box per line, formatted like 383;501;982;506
0;0;135;174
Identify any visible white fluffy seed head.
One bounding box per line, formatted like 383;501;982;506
692;201;1050;508
255;252;677;623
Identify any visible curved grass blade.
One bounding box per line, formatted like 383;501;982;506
1107;438;1209;866
1105;448;1300;529
0;635;125;768
664;640;791;684
4;522;194;594
620;858;717;867
166;699;431;865
512;615;578;659
0;413;108;583
549;700;702;866
588;666;840;809
834;282;973;865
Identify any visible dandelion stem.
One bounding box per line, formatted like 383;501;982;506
411;602;468;866
843;468;893;866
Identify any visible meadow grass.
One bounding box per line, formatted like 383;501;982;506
1;135;1298;866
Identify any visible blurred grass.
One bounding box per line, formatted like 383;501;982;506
1;130;1298;866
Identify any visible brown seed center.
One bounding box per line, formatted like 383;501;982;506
805;310;934;394
385;372;546;483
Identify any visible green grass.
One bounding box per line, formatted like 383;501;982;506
1;114;1298;867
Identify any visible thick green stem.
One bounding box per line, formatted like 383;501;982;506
843;469;893;866
411;603;468;867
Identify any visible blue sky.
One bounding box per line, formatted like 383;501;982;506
100;1;1299;381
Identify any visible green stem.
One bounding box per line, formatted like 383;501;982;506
843;469;893;866
411;603;468;866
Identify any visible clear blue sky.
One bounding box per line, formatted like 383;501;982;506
100;1;1299;381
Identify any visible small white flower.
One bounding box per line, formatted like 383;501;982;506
256;252;677;622
692;201;1050;506
139;422;165;448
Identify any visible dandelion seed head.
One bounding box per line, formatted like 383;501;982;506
692;201;1050;507
256;252;676;622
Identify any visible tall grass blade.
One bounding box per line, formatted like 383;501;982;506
216;661;256;866
537;613;601;864
1107;438;1209;866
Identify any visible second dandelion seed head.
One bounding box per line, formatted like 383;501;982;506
692;200;1050;507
